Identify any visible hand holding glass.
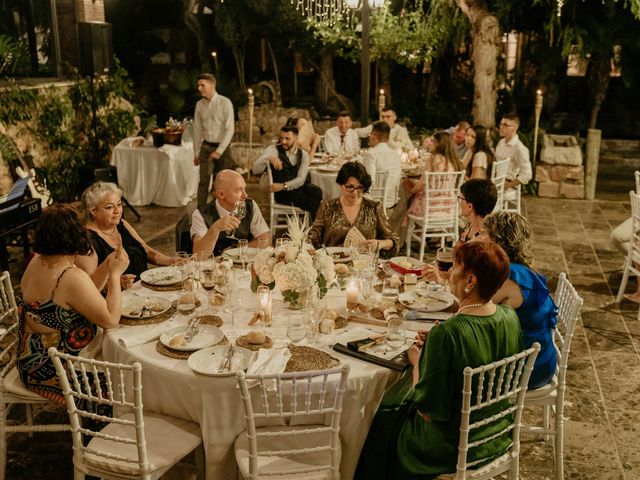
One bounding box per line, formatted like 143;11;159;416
227;200;246;240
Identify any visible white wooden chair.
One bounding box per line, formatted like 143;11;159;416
435;343;540;480
0;271;70;480
522;273;583;480
234;364;350;479
367;170;393;214
634;170;640;194
48;348;202;480
405;170;465;262
266;165;308;235
616;191;640;306
490;158;510;213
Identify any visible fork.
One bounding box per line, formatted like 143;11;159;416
184;318;201;343
218;345;233;372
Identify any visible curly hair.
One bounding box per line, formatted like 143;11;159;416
335;162;372;193
482;211;534;267
80;182;122;222
34;204;93;256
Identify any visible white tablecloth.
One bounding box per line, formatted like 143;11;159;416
110;139;198;207
102;274;412;479
310;168;341;201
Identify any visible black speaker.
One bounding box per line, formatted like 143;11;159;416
78;22;113;76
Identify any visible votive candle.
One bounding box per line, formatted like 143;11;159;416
257;286;272;326
346;278;359;312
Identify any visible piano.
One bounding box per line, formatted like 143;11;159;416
0;177;43;271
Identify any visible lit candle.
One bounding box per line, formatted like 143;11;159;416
378;89;385;120
211;51;218;70
257;286;272;326
346;278;359;312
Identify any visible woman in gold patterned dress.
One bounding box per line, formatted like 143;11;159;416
308;162;399;255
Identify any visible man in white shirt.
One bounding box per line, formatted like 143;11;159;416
356;106;413;152
191;170;270;257
323;111;360;156
495;113;532;189
192;73;236;209
360;121;402;208
252;125;323;219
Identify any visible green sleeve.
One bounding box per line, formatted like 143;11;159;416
412;322;457;422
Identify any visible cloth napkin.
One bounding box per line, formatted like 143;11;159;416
111;318;179;349
343;226;366;248
246;347;292;377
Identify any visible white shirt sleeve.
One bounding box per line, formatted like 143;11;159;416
361;150;377;180
252;145;277;176
323;128;341;155
355;125;373;138
287;150;310;190
217;97;235;155
514;140;532;184
250;200;270;238
192;100;204;157
190;209;208;240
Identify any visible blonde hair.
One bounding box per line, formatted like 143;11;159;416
80;182;122;221
482;211;534;267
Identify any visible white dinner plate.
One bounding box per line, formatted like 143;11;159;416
316;165;341;173
160;325;224;352
324;246;351;263
188;345;254;376
398;290;456;313
311;157;330;165
140;267;184;286
223;247;259;263
122;295;172;319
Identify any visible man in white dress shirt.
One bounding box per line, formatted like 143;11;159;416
323;111;360;156
252;125;323;219
356;106;413;152
191;170;270;257
192;73;237;209
495;113;532;189
360;121;402;208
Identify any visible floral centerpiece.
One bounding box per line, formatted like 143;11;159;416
252;217;336;309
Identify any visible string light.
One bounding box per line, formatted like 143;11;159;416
292;0;349;25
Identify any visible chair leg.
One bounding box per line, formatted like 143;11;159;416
0;401;6;480
405;222;412;257
543;405;552;442
73;467;85;480
554;403;564;480
616;259;632;303
121;196;142;221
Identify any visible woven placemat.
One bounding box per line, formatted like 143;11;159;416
121;306;176;326
285;345;340;372
141;280;183;292
334;316;348;329
155;335;229;360
195;315;223;327
236;334;273;351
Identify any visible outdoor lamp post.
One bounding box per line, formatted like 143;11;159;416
248;88;254;170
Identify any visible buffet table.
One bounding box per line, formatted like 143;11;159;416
101;272;426;479
110;138;198;207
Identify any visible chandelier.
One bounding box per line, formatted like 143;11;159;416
292;0;348;24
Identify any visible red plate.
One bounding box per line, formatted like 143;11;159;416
388;257;424;275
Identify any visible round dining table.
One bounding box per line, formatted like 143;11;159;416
101;271;426;480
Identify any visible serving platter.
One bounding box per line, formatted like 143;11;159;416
122;296;172;319
140;267;184;286
188;345;254;376
160;325;224;352
398;290;456;312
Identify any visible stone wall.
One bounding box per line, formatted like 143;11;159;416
536;133;585;199
76;0;105;22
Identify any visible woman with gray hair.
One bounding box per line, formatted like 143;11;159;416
76;182;179;288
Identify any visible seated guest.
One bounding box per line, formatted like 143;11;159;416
322;111;360;156
192;169;271;257
308;162;399;255
462;125;495;180
286;115;321;158
18;204;129;402
356;106;413;152
360;121;402;208
355;241;522;479
77;182;179;288
252;125;323;220
496;113;532;190
482;211;557;389
446;120;470;159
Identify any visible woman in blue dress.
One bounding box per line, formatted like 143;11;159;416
482;211;557;389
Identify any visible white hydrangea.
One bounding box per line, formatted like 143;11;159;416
314;250;336;284
273;261;317;293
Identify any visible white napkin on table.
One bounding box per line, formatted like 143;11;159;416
246;347;292;377
111;318;178;349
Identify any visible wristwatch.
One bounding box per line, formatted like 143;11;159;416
283;183;288;191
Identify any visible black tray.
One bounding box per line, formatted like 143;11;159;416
333;342;412;371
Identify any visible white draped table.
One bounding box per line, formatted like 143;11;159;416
110;138;198;207
309;168;341;201
101;273;416;479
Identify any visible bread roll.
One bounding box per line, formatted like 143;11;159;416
325;310;338;320
388;274;402;288
334;263;349;275
169;335;186;348
246;330;266;345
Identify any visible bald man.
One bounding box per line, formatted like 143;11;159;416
191;169;270;257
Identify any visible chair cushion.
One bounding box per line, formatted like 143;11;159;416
2;367;51;403
234;425;338;479
84;412;201;477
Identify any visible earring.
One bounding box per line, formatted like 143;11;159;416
464;287;470;294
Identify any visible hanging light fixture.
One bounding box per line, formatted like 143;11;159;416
292;0;348;24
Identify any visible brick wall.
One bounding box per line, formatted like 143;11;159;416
77;0;105;22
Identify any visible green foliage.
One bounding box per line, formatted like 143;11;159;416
0;34;30;75
0;78;38;124
37;88;74;150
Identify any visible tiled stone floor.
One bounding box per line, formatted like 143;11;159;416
5;161;640;479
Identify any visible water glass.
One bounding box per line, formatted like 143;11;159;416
200;261;217;291
360;277;373;304
386;318;406;349
177;280;197;315
287;315;307;344
382;277;399;299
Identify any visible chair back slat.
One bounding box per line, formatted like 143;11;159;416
552;273;583;383
490;158;510;213
0;272;19;327
454;344;540;478
236;365;349;478
635;170;640;194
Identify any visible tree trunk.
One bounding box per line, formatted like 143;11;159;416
266;40;281;100
315;51;334;109
183;0;208;70
587;57;611;129
233;48;246;92
458;1;501;127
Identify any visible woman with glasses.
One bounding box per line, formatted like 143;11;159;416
461;125;495;180
308;162;399;255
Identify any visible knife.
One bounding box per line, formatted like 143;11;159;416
218;345;233;372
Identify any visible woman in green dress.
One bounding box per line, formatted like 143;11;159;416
355;240;523;479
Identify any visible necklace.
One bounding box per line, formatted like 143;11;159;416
99;226;117;236
457;300;493;313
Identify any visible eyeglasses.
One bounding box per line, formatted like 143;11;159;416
457;195;467;202
500;122;516;128
344;184;366;193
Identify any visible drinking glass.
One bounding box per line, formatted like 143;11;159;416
360;277;373;305
177;280;197;315
382;277;399;299
385;318;406;349
200;261;217;291
436;246;453;273
275;236;290;250
306;284;325;343
287;315;307;344
227;200;246;240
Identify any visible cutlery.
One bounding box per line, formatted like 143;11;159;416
184;318;200;343
225;346;235;372
218;345;233;372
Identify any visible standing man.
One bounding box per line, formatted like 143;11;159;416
252;125;323;220
191;169;270;257
495;113;532;190
356;106;413;152
323;111;360;156
360;121;402;209
193;73;236;210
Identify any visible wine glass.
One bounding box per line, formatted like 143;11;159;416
237;239;248;270
360;277;373;307
227;200;247;240
307;284;326;343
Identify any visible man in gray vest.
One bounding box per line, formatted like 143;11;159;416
191;170;270;257
252;125;323;219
